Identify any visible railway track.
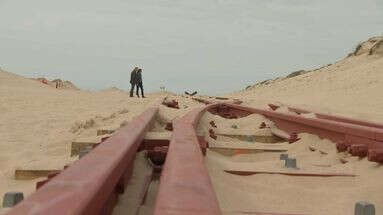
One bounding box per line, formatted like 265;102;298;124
5;98;383;215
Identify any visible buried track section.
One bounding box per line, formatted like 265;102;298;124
209;102;383;162
5;102;160;215
153;102;308;215
5;100;383;215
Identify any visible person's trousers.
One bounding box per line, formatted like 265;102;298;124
136;82;144;97
130;83;136;97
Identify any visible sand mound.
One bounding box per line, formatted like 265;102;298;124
34;78;79;90
0;69;171;208
369;39;383;56
244;36;383;93
231;36;383;122
101;87;126;93
353;36;383;56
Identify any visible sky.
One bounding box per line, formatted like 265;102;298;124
0;0;382;95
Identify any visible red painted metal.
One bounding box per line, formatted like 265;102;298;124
268;104;279;111
92;142;101;149
36;171;61;190
8;101;383;215
288;132;300;143
165;122;173;131
197;135;208;156
101;136;110;142
47;172;60;179
162;99;180;109
208;104;252;119
225;211;306;215
336;141;350;152
349;144;368;157
368;149;383;162
225;170;356;177
233;99;243;105
154;105;222;215
223;103;383;152
6;105;160;215
270;104;383;129
35;179;50;190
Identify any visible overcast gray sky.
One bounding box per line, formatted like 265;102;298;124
0;0;382;95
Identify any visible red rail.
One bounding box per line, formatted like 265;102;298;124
225;103;383;146
6;104;159;215
270;103;383;129
154;105;222;215
6;100;383;215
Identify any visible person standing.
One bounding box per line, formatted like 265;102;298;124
136;69;145;98
130;67;138;97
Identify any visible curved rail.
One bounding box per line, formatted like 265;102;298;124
224;103;383;147
154;101;383;214
6;100;383;215
6;103;160;215
269;103;383;129
154;104;222;215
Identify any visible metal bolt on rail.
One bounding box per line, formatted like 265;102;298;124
285;158;297;169
2;192;24;208
355;201;375;215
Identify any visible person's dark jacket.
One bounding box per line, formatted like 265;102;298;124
130;69;137;84
136;70;142;84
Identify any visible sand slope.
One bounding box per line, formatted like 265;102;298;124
1;36;383;214
229;38;383;122
0;69;167;208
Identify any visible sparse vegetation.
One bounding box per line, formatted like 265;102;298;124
286;70;307;78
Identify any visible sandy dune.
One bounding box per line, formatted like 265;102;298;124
0;70;168;208
229;38;383;122
1;36;383;214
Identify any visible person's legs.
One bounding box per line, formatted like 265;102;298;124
139;83;145;98
130;83;135;97
136;83;140;98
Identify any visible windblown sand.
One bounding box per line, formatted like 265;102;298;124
212;51;383;214
0;70;164;211
201;112;383;215
229;52;383;122
1;39;383;214
0;70;205;213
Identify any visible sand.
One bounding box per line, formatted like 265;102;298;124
228;50;383;122
1;36;383;214
0;70;205;213
201;113;383;215
198;44;383;215
0;70;163;210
